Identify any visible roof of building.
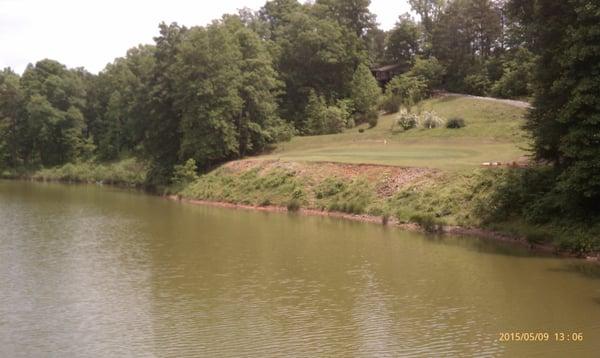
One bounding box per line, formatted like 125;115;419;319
371;63;405;72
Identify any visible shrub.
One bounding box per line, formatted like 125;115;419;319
259;198;272;207
464;72;491;96
358;128;365;133
315;177;346;199
395;112;419;131
421;111;445;129
172;158;199;187
387;74;427;105
350;63;381;116
524;230;551;245
366;109;378;128
268;121;295;143
379;92;402;113
382;214;390;225
410;214;444;233
345;116;356;129
408;57;446;94
305;91;351;135
490;68;531;99
287;199;301;212
489;48;534;99
31;158;147;187
446;117;466;129
320;179;374;215
336;98;355;129
323;106;348;134
558;229;600;256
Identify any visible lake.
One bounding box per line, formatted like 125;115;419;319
0;180;599;357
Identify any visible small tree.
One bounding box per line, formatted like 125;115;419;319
323;106;348;134
386;74;427;111
306;91;352;135
171;158;199;187
408;57;445;94
350;63;381;120
305;90;328;135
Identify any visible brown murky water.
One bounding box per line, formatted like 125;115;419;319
1;180;599;357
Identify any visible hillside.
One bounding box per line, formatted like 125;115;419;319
24;95;599;255
262;95;528;170
175;96;538;240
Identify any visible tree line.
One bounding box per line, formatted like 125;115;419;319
1;0;598;211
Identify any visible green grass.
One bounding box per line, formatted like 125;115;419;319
31;158;147;187
263;96;529;170
180;167;307;207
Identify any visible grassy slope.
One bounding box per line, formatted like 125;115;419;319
263;96;528;170
180;96;600;254
182;95;530;227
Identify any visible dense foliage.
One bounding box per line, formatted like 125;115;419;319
0;0;379;185
506;0;600;214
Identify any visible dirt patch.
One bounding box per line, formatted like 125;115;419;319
223;159;435;197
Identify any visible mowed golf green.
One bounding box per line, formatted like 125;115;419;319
263;95;529;170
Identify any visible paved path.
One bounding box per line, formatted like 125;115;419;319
442;92;532;109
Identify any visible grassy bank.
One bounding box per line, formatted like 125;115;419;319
2;158;147;187
176;159;599;255
173;95;597;255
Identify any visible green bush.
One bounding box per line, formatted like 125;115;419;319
366;109;378;128
323;106;348;134
524;230;551;245
379;92;403;113
32;158;147;187
171;158;199;187
410;214;445;233
268;121;296;143
358;128;365;133
287;199;301;212
489;48;534;99
464;72;491;96
558;229;600;256
259;198;272;207
387;74;427;103
315;177;346;199
382;213;390;225
446;117;466;129
318;179;374;215
350;63;380;116
305;91;352;135
485;167;563;224
408;57;446;94
490;69;531;99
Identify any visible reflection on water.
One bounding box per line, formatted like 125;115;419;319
0;180;599;357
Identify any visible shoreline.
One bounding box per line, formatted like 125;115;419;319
166;195;599;262
4;169;598;262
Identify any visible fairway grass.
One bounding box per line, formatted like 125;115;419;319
265;142;526;170
263;95;529;170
